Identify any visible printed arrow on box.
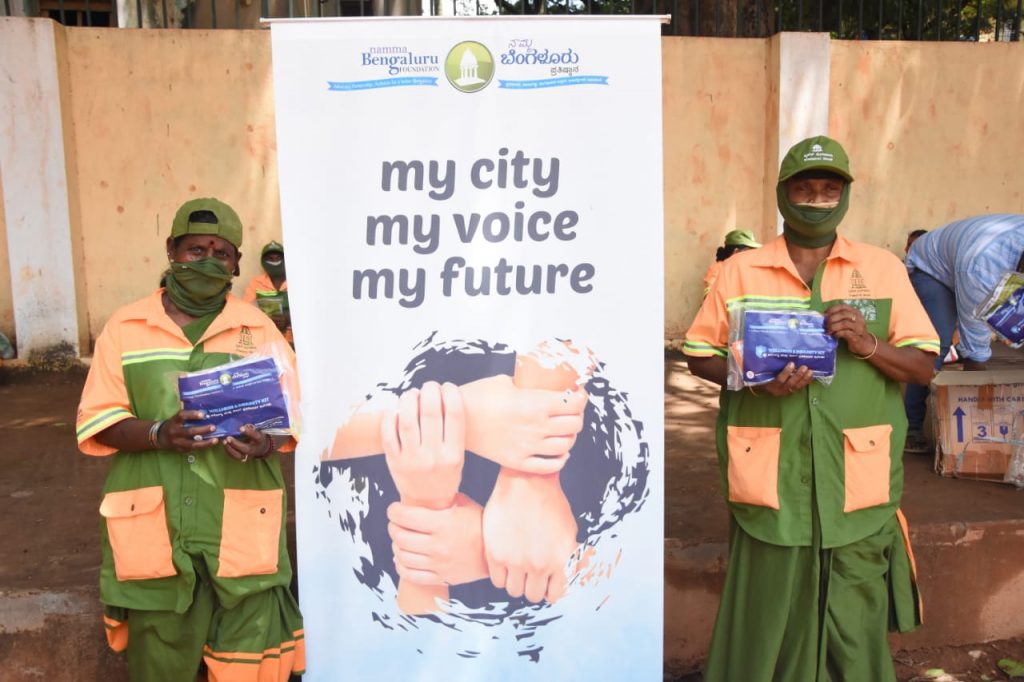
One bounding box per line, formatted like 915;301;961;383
953;406;966;443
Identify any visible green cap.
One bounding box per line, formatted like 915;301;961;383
778;136;854;183
170;198;243;249
261;240;284;257
723;229;761;248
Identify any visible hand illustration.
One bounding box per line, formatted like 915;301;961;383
327;378;585;469
380;381;466;614
461;375;586;474
381;381;465;509
387;493;488;587
482;468;578;604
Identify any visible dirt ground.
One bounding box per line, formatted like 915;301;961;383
662;349;1024;682
1;359;1023;680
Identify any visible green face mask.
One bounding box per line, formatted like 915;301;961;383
262;257;285;279
777;182;851;248
164;258;232;317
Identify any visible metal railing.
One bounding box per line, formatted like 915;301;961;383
3;0;1021;40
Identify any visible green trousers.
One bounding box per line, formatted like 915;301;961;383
703;513;921;682
105;561;304;682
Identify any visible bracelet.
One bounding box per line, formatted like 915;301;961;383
155;419;167;448
853;332;879;360
264;433;277;456
148;420;165;449
747;386;760;397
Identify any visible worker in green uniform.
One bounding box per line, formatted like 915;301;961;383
76;198;304;682
684;137;940;681
243;240;292;344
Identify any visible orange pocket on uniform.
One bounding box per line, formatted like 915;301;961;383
99;486;176;581
218;488;282;578
843;424;893;512
726;426;781;510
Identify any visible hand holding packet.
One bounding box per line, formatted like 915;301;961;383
976;272;1024;348
177;349;295;441
727;309;837;390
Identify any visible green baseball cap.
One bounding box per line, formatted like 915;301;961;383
170;198;243;249
261;240;284;257
778;136;854;183
723;229;761;248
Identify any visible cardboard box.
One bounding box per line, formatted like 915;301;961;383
929;369;1024;481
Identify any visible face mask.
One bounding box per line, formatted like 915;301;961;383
263;257;286;278
777;183;851;248
164;257;232;317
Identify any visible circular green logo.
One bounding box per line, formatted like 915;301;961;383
444;41;495;94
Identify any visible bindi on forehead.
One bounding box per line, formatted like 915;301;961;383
179;235;233;249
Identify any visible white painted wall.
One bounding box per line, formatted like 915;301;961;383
775;32;831;232
0;18;81;357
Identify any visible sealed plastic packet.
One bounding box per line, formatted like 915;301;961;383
727;307;838;391
177;341;299;441
975;271;1024;348
256;295;287;318
997;408;1024;489
1002;442;1024;488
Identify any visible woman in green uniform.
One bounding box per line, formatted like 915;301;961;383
76;198;304;682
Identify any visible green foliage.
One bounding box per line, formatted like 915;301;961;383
779;0;1022;41
999;658;1024;679
476;0;1022;39
0;332;14;361
491;0;637;14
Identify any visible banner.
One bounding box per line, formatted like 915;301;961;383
271;16;664;680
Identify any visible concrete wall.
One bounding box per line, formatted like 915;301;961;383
663;37;771;340
829;40;1024;252
63;27;282;345
0;18;86;356
2;20;1023;352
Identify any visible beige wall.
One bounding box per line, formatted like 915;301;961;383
17;25;1024;348
63;28;282;347
60;29;778;345
829;40;1024;251
663;37;772;338
56;22;92;354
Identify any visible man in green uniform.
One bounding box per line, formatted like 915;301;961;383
684;137;939;681
76;198;304;681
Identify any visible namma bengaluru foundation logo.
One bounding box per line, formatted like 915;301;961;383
219;372;233;386
445;41;495;93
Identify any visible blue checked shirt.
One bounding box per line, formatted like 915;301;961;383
906;214;1024;362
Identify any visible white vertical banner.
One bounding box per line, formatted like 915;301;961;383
271;17;664;680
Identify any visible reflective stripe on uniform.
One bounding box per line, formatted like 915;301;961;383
121;348;192;366
77;407;134;442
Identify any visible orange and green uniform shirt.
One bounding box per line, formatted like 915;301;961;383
243;273;291;344
684;235;940;548
242;272;288;307
76;290;304;678
702;260;723;297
